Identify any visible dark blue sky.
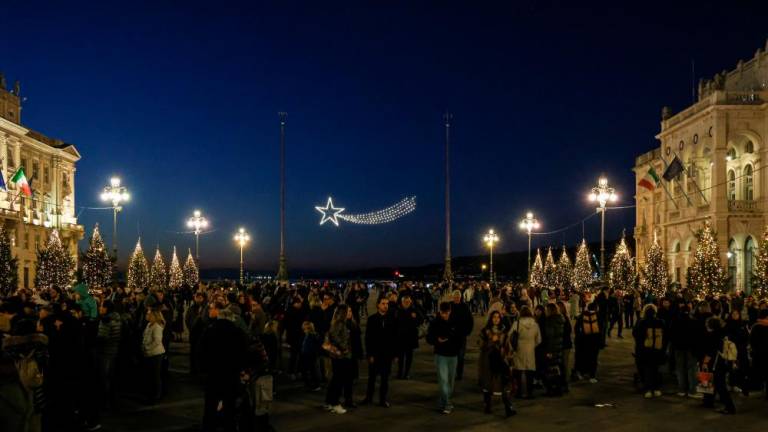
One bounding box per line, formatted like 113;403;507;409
1;1;767;271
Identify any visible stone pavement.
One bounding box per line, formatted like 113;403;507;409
103;315;767;432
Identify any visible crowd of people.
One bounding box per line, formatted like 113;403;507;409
1;278;767;432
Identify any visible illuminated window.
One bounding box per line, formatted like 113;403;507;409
744;164;754;201
728;170;736;200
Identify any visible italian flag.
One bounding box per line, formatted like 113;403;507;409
11;167;32;197
638;167;660;192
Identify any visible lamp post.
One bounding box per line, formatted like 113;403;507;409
588;176;617;279
100;177;129;259
519;212;540;279
186;210;209;261
234;227;250;285
484;229;499;283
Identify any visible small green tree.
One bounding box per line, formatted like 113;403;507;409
642;233;669;297
572;239;593;291
82;224;112;291
35;229;75;292
183;249;199;289
168;246;183;290
127;238;149;293
609;234;635;292
556;246;573;289
529;249;545;290
686;221;728;297
0;225;18;295
149;247;167;291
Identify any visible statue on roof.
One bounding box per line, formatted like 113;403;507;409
12;81;20;96
0;73;6;90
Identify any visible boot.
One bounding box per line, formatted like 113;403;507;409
502;392;517;418
483;391;491;414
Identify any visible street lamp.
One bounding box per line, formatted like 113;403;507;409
100;177;130;259
234;227;250;285
483;229;499;283
519;212;540;279
186;210;209;261
588;176;618;279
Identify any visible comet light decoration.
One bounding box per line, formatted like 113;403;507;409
315;196;417;226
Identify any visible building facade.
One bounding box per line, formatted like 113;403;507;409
0;76;82;289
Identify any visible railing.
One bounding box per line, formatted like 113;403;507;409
728;200;758;212
664;90;768;129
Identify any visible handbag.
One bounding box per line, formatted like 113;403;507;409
696;371;714;395
322;335;342;359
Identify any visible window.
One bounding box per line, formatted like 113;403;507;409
728;170;736;200
746;237;756;294
44;166;49;184
728;239;737;291
34;234;40;250
23;232;29;250
727;147;737;160
32;161;38;180
745;140;754;154
6;148;13;168
744;164;754;201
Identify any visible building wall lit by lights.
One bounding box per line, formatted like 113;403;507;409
634;40;768;294
0;75;83;289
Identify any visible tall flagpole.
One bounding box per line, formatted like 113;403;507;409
442;112;453;282
277;112;289;283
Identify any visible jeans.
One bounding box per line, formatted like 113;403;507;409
674;350;697;394
435;355;457;410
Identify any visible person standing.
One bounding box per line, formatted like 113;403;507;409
701;316;735;414
633;304;667;398
669;303;699;397
478;311;516;417
362;297;397;407
324;305;355;415
541;303;565;396
427;302;461;414
749;309;768;398
450;290;474;381
574;302;601;383
185;292;207;375
395;295;422;380
201;303;248;431
95;300;122;411
142;309;166;404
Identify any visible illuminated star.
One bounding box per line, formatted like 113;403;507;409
315;197;345;226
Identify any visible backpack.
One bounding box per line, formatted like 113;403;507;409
644;327;663;350
582;314;599;335
15;351;44;390
720;337;738;362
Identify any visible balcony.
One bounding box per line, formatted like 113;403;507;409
728;200;758;212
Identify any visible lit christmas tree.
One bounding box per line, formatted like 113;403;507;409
0;225;18;296
168;246;183;290
149;246;167;291
556;246;573;289
609;233;635;292
127;238;150;293
686;221;728;297
571;239;593;291
642;233;669;297
183;249;199;289
543;246;557;288
529;248;545;290
35;229;75;292
82;224;112;291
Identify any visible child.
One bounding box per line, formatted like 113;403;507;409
301;321;321;390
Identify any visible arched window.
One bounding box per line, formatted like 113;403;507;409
745;140;754;154
745;236;756;294
728;239;737;291
728;170;736;201
744;164;754;201
727;147;737;161
673;241;681;253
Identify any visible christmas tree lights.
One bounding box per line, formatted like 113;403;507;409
150;246;167;291
168;246;183;290
183;249;199;289
35;229;74;292
529;248;545;290
82;224;112;291
686;221;727;297
609;234;634;292
572;239;593;291
0;225;18;296
127;238;149;293
642;233;669;298
543;246;557;288
556;246;573;290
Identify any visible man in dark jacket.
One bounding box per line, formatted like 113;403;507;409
185;292;207;375
750;309;768;399
450;290;473;380
633;304;667;398
201;302;248;432
362;297;397;407
427;302;461;414
594;287;609;347
669;304;699;397
395;295;422;379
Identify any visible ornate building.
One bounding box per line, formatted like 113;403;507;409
634;42;768;294
0;75;82;289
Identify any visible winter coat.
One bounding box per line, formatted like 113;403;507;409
542;315;565;358
450;301;474;339
510;317;541;371
73;283;98;321
327;321;352;360
142;322;165;357
365;312;397;359
633;317;667;366
96;312;122;357
201;316;248;385
395;306;422;351
478;325;509;392
750;318;768;372
669;313;697;351
426;317;460;357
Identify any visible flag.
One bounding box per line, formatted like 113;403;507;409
638;167;660;191
0;170;5;191
662;156;685;181
11;167;32;197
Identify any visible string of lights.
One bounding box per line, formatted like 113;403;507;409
316;196;417;226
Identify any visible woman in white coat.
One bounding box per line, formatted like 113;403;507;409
509;305;541;399
143;309;166;403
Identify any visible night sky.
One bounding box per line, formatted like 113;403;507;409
2;1;768;272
